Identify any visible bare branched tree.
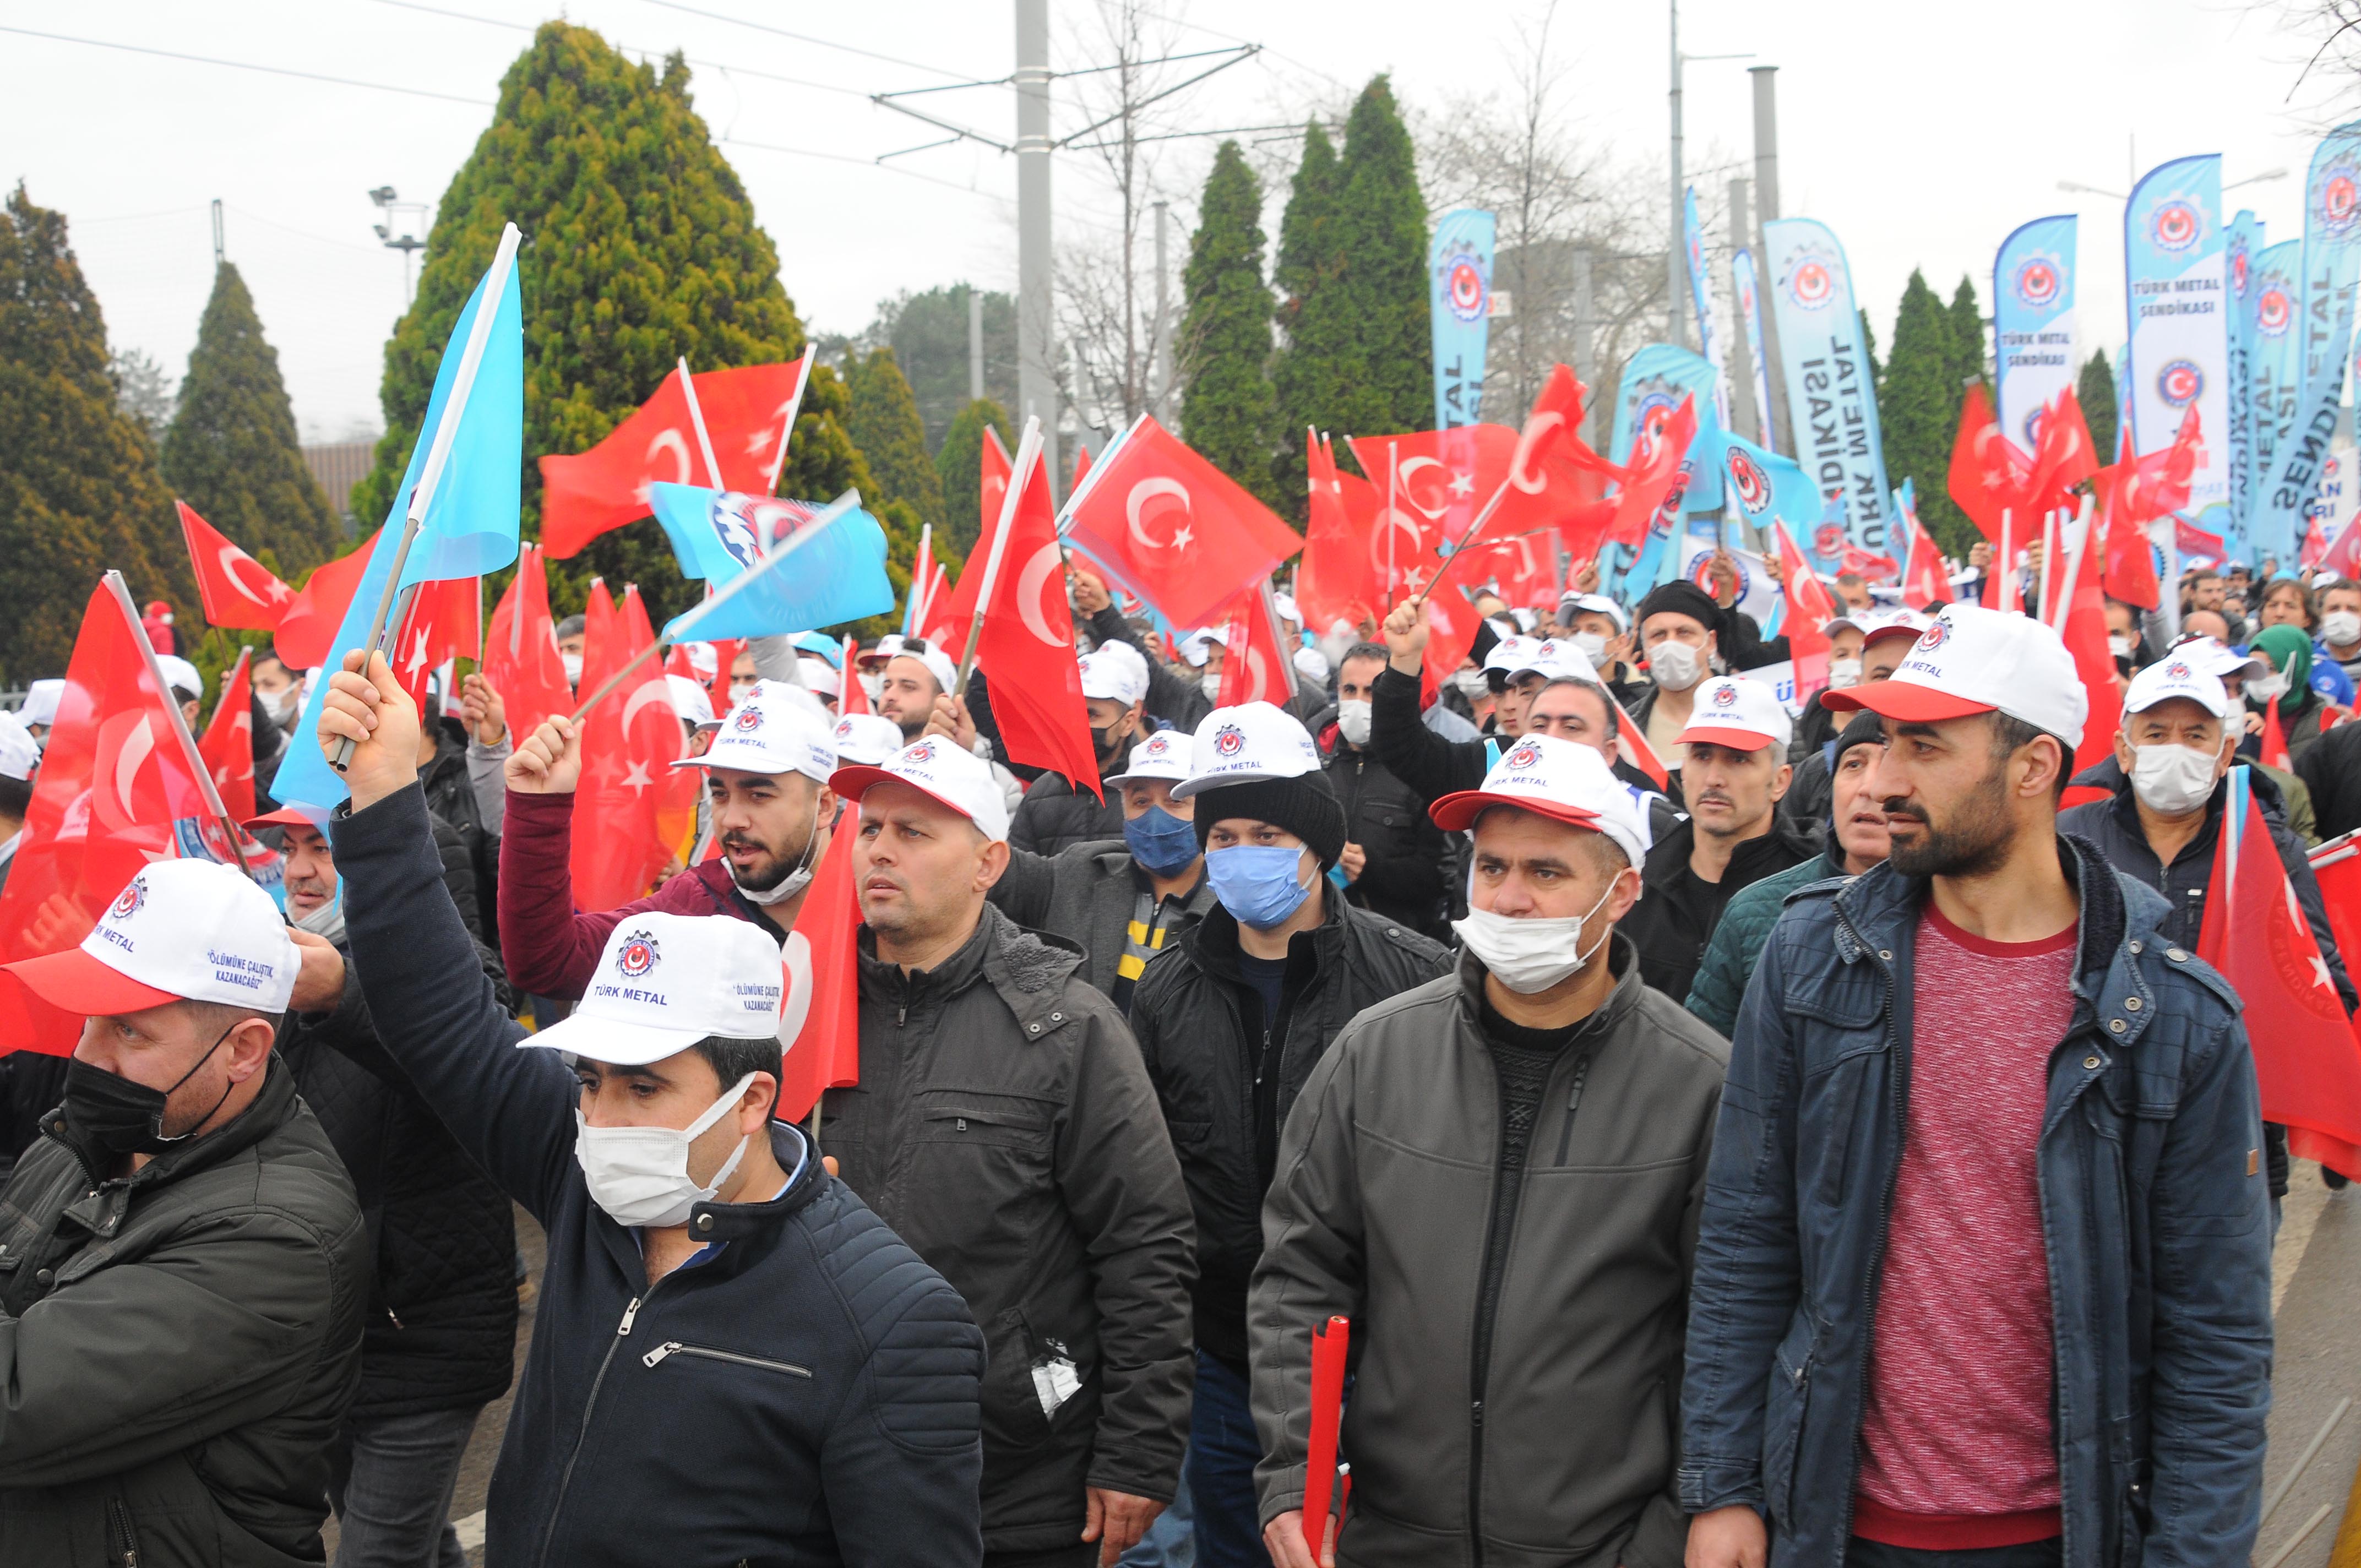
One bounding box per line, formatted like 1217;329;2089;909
2264;0;2361;126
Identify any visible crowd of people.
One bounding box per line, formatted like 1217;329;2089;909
0;542;2342;1568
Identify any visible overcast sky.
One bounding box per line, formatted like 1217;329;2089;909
4;0;2347;443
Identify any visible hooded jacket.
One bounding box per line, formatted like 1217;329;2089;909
0;1061;367;1567
824;903;1197;1555
1679;838;2273;1568
1248;938;1728;1568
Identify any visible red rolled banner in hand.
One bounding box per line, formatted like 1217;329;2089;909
1302;1314;1350;1561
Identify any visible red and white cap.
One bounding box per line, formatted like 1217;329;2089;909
3;858;298;1016
2123;655;2233;720
678;682;836;783
831;735;1011;842
1824;602;2087;750
1107;728;1192;785
829;712;906;766
1508;638;1602;685
1677;675;1793;753
523;911;784;1066
1172;702;1321;799
1429;733;1648;870
1857;608;1934;649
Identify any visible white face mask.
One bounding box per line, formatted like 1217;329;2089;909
1336;699;1372;747
728;811;822;906
562;652;585;686
1571;632;1609;666
2108;633;2136;660
1452;668;1492;700
1826;657;1863;690
1454;874;1624;995
258;684;299;722
1647;640;1705;691
575;1073;759;1229
730;679;759;706
2325;611;2361;647
1201;671;1225;701
859;672;884;704
2249;672;2291;703
2130;743;2221;816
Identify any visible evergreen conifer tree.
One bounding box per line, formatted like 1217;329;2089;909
2078;349;2119;461
846;347;944;528
1858;307;1884;409
162;263;341;581
935;398;1011;561
1270;121;1343;517
1880;270;1974;553
0;184;190;680
1179;141;1278;505
1945;277;1987;396
352;24;880;627
1331;77;1430;438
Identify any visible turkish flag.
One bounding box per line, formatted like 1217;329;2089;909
2054;522;2123;805
274;534;380;670
484;542;574;743
1342;423;1600;601
1900;522;1948;610
1949;382;2032;543
389;576;479;715
1603;396;1699;550
1071;442;1093;492
1774;521;1838;701
974;440;1102;797
1611;689;1672;791
538;358;811;558
570;584;683;909
1064;416;1303;631
1296;431;1384;636
2202;773;2361;1179
2022;388;2101;515
177;501;295;631
199;647;259;824
1215;586;1299;708
837;635;870;716
0;579;241;1055
779;807;863;1122
2262;701;2293;773
915;562;954;650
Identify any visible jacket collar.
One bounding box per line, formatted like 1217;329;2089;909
1641;811;1816;892
1452;930;1644;1043
50;1053;304;1205
857;903;1084;1041
1187;884;1348;982
679;1123;825;1252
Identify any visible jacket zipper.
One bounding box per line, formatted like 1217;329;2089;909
642;1341;813;1377
1552;1057;1593;1167
1831;916;1902;1545
535;1289;658;1568
107;1497;139;1567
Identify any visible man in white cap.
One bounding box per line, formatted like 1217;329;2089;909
1318;640;1452;938
155;652;205;733
0;709;34;900
990;728;1218;1012
822;734;1195;1568
309;650;991;1565
1069;567;1216;733
1685;603;2272;1568
1560;590;1644;703
15;678;63;748
1781;609;1933;826
1618;674;1815;1000
877;638;964;745
1253;735;1725;1568
0;858;368;1564
831;711;907;767
1010;644;1148;856
1126;703;1449;1566
497;679;840;1001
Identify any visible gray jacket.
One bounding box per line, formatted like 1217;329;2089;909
1249;938;1728;1568
991;839;1216;1003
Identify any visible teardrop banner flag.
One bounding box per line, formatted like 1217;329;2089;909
1733;247;1774;449
2126;155;2233;550
1994;216;2077;454
1430;209;1495;431
1762;217;1893;564
2223;210;2263;563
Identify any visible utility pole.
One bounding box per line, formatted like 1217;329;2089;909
1571;245;1598;449
368;185;427;307
1749;66;1790;453
969;288;985;404
1151;198;1172;422
210;199;224;271
1015;0;1058;485
1667;0;1684;351
1725;177;1760;445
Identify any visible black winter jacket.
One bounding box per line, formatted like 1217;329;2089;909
1087;605;1211;732
1129;894;1451;1369
1010;769;1128;856
991;840;1216;1004
333;781;989;1568
422;718;499;940
1618;813;1820;1003
2297;713;2361;840
1319;724;1451;939
826;904;1197;1554
279;932;518;1420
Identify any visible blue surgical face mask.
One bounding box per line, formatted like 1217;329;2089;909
1206;843;1316;929
1124;807;1201;878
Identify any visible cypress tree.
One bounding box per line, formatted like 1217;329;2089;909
2077;349;2119;462
1179;141;1279;506
1331;77;1430;439
162;263;341;582
935;398;1010;561
0;184;190;682
1945;277;1987;395
353;25;882;628
845;347;944;528
1269;121;1344;517
1858;306;1884;409
1880;270;1974;553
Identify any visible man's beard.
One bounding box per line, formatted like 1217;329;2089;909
725;818;816;892
1883;767;2014;879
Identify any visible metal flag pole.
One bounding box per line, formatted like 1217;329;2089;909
103;571;258;881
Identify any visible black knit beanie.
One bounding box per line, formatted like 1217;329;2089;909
1190;774;1350;869
1635;579;1723;636
1832;709;1886;767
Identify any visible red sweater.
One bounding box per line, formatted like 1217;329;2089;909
1853;902;2075;1549
497;789;776;1000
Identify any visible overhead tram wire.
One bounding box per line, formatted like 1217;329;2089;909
634;0;993;86
0;25;494;106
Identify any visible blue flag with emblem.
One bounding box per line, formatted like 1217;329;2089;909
648;483;895;640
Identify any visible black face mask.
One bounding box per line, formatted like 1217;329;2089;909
62;1022;237;1158
1091;722;1128;764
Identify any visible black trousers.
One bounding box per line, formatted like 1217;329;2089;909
1848;1537;2064;1568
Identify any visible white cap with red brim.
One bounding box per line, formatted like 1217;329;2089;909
2;858;298;1016
1677;675;1794;753
1509;639;1603;685
1823;602;2087;751
521;911;784;1066
1429;733;1648;870
1857;609;1934;648
830;735;1011;843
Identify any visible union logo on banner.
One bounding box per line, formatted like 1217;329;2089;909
2259;285;2295;337
2151;199;2204;254
2157;358;2205;408
1813;521;1846;559
1689;549;1757;603
2229;238;2252;299
1786;253;1838;312
2317;159;2361;238
1726;448;1772;513
2014;254;2063;309
1437;240;1490;324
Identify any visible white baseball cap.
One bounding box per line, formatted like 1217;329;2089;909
830;712;906;766
859;634;907;669
831;735;1011;842
1292;646;1331;683
0;711;36;781
1429;733;1649;870
1559;592;1629;632
1677;674;1794;753
524;912;784;1066
1273;592;1301;624
1178;627;1228;667
1825;602;2088;750
1079;646;1148;705
3;858;298;1015
677;681;835;783
18;678;63;732
665;673;716;730
1484;635;1539;674
1821;613;1866;639
798;657;842;699
2174;635;2270;683
1857;609;1934;649
155;654;203;701
886;640;960;697
1509;638;1603;685
1172;702;1321;799
2123;655;2233;720
1107;727;1192;786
